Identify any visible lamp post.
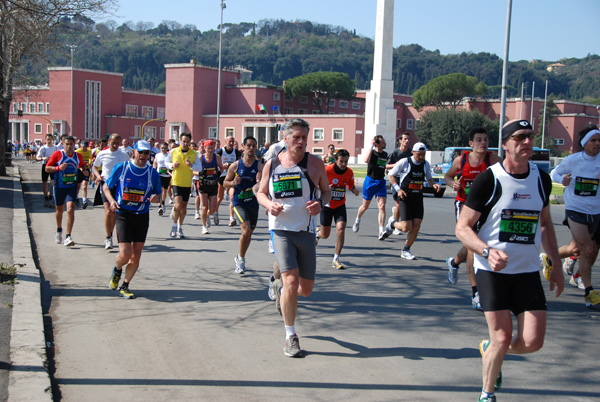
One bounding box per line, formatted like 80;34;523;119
67;45;77;136
142;118;167;141
216;0;225;142
498;0;513;158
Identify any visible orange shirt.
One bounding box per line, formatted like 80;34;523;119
326;163;355;209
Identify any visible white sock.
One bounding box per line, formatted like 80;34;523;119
333;254;339;261
379;226;385;233
177;224;182;230
355;217;361;223
285;325;296;339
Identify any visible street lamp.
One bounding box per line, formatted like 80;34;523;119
142;118;167;140
216;0;225;142
67;45;77;137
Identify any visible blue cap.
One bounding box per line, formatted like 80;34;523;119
134;140;152;152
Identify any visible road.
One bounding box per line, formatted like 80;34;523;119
17;161;600;402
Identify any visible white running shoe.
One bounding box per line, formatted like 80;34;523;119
55;232;62;244
202;226;209;234
378;230;389;241
472;292;482;310
234;256;246;275
563;257;576;276
268;239;274;253
267;277;276;300
206;216;211;228
177;227;186;238
104;237;113;250
569;275;584;289
63;236;75;247
170;224;177;238
158;206;164;216
194;212;200;220
393;228;402;235
400;249;415;260
352;221;360;233
213;212;219;225
169;197;173;204
228;217;237;227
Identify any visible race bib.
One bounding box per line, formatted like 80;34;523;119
499;209;539;244
464;179;473;196
158;167;168;174
408;181;423;192
62;173;76;185
574;176;598;197
273;173;302;199
376;157;387;167
331;186;346;201
122;187;145;207
238;188;255;201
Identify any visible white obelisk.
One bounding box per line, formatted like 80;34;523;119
360;0;396;160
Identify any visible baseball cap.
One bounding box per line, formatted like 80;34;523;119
412;142;427;152
134;140;152;152
83;141;89;147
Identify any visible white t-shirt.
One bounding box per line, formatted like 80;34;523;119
93;149;130;180
37;145;58;162
120;145;133;157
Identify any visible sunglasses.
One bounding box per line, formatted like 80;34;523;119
509;132;534;142
138;150;151;155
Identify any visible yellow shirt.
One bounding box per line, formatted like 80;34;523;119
170;147;198;187
76;148;92;166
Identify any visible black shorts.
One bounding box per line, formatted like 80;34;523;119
563;210;600;235
172;186;192;203
100;181;116;204
160;176;171;190
41;164;55;182
77;169;90;183
217;175;226;186
53;186;77;207
233;204;259;230
397;194;424;221
115;211;150;243
320;204;347;226
476;270;546;316
198;180;219;196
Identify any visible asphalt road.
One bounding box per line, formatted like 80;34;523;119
17;161;600;402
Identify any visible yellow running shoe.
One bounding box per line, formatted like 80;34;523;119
332;260;345;270
108;267;121;290
540;253;552;281
119;286;135;299
585;289;600;307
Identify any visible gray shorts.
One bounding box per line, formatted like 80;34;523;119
272;230;317;280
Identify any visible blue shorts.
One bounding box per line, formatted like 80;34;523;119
362;175;387;201
54;186;77;207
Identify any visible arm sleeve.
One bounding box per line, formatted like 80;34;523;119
464;169;495;213
550;156;571;183
190;154;203;171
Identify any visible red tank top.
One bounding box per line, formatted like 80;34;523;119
456;151;491;203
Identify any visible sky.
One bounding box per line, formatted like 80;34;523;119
104;0;600;62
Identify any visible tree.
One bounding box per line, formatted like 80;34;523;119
284;71;355;113
415;108;499;150
0;0;113;175
412;73;488;111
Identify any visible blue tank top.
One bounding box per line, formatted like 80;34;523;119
200;154;219;185
114;161;155;214
233;159;259;208
55;151;79;189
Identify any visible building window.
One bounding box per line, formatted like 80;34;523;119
273;92;280;101
352;101;361;110
133;125;141;138
285;107;294;114
85;80;101;139
299;96;308;104
209;127;217;139
159;127;164;139
29;103;35;113
125;105;138;118
298;108;308;114
21;103;27;112
333;129;344;141
339;100;348;108
555;138;565;145
313;128;324;141
312;147;324;155
144;126;156;139
312;110;320;114
12;103;18;113
225;128;235;137
396;119;402;129
285;94;293;102
329;99;336;107
46;103;50;114
37;103;44;113
156;107;165;119
142;106;154;119
34;124;42;134
406;119;414;130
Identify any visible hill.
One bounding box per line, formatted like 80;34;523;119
21;17;600;102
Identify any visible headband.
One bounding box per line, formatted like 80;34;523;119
501;120;533;141
202;140;215;148
581;129;600;148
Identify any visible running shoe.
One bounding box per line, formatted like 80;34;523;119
563;257;575;276
284;334;302;358
169;197;173;204
170;224;177;238
315;228;320;246
274;279;283;316
400;249;415;260
569;275;584;289
104;237;113;250
119;286;135;299
177;227;186;238
378;230;389;241
472;292;482;310
194;212;200;220
393;228;402;235
213;212;219;226
202;226;209;234
225;193;229;202
479;339;502;391
109;267;121;290
332;260;345;270
386;216;396;235
267;276;276;301
585;289;600;307
63;236;75;247
268;239;274;254
234;255;246;275
55;232;62;245
539;253;552;281
44;198;49;208
352;221;360;233
478;395;496;402
169;209;174;220
82;200;88;209
447;257;458;284
158;206;164;216
206;216;211;228
228;218;237;227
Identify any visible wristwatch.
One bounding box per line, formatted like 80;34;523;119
482;247;491;259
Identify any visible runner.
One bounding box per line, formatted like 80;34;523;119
193;139;206;220
45;135;87;247
322;144;335;164
224;136;263;274
37;134;58;208
315;149;359;269
216;135;242;227
165;132;202;238
352;135;388;240
120;138;133;157
92;133;130;250
386;132;412;232
256;118;331;357
153;142;171;216
444;128;501;309
455;119;563;402
75;141;93;209
384;142;440;259
196;140;223;234
104;140;162;299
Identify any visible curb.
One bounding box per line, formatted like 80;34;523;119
8;166;53;401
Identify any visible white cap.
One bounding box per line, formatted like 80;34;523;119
412;142;427;152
